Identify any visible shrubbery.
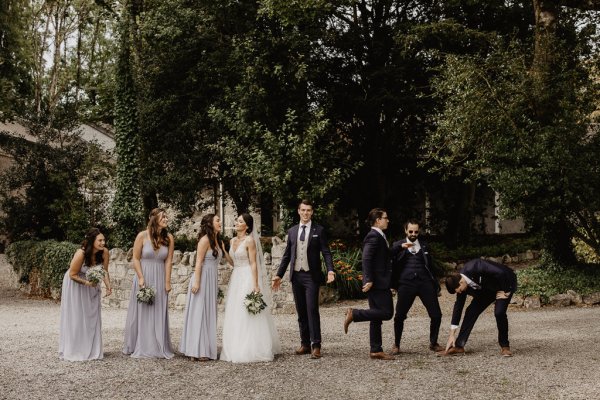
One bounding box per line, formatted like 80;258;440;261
322;240;365;300
428;235;540;263
516;261;600;302
6;240;79;295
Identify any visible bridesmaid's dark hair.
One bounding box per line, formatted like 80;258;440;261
81;228;105;267
240;213;254;234
147;208;170;250
198;213;222;257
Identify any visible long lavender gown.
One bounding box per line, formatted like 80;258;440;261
122;239;174;358
59;264;103;361
179;247;221;359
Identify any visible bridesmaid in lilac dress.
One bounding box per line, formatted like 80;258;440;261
123;208;175;359
59;228;112;361
180;214;232;361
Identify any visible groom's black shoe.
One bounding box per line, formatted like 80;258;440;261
310;347;322;359
343;308;353;334
295;346;311;355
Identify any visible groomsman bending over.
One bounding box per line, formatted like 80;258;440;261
440;258;518;357
343;208;394;360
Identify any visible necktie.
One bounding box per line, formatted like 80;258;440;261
300;225;306;241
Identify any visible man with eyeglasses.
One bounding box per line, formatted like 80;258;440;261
390;219;443;355
343;208;394;360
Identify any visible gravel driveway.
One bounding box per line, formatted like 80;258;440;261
1;258;599;400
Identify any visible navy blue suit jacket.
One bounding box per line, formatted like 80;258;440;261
390;238;436;288
361;229;392;290
450;259;517;325
277;223;334;284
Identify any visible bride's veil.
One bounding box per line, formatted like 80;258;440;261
251;227;273;307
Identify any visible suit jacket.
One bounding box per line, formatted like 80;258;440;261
450;259;518;325
361;229;392;290
390;239;436;289
276;222;334;284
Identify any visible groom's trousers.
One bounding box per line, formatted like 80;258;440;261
291;271;321;347
352;289;393;353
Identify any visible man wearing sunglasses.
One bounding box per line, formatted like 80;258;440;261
390;219;443;355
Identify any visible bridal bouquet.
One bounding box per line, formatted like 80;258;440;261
137;287;156;305
244;291;267;315
85;266;105;285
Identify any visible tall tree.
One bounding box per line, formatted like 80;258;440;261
426;4;600;264
0;0;33;120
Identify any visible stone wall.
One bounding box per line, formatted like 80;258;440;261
102;236;304;314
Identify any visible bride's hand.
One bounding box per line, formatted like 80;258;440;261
253;286;261;293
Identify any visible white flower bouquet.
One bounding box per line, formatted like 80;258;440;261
244;291;267;315
137;287;156;305
85;266;105;285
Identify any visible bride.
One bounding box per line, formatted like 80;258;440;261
220;213;281;363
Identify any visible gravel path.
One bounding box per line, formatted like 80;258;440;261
1;257;599;400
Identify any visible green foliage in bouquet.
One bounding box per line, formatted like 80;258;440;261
244;291;267;315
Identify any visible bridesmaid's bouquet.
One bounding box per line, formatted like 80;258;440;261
244;291;267;315
85;266;105;285
137;287;156;305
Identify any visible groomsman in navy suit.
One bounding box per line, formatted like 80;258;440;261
343;208;395;360
390;219;443;354
440;258;518;357
272;200;335;359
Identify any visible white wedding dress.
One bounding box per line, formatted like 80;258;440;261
220;236;281;363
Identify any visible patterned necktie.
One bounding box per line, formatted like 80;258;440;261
300;225;306;241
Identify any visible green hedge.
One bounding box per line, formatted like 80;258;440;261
6;240;80;295
516;263;600;302
428;235;540;263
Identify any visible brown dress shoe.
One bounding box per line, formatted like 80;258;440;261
295;346;311;355
429;343;445;352
343;308;353;334
369;352;395;360
501;347;513;357
390;345;400;355
310;347;322;359
438;346;465;356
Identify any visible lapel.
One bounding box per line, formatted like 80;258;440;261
291;225;300;253
306;224;317;247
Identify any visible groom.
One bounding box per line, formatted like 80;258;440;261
272;199;335;359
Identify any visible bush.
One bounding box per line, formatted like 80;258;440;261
322;239;365;300
173;235;197;252
516;262;600;303
428;234;540;263
6;240;79;296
